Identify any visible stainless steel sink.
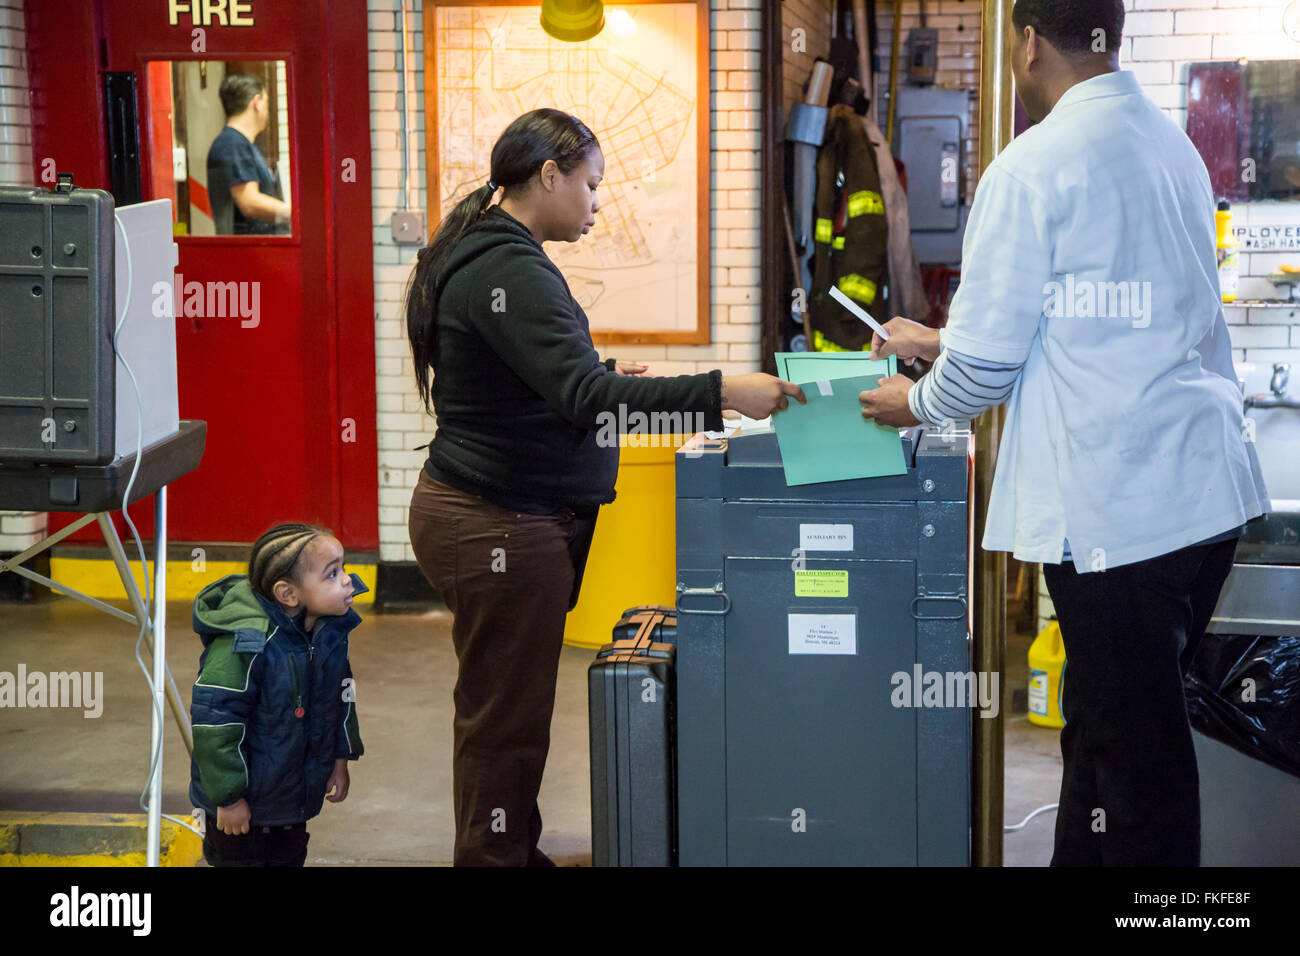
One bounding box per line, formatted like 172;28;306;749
1237;511;1300;565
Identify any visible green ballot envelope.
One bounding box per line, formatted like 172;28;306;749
771;353;906;486
775;350;897;385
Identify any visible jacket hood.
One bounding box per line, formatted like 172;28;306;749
192;573;369;646
434;205;546;303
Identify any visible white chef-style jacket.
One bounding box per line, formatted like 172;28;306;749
939;69;1269;573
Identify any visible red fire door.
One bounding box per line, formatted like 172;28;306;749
24;0;378;550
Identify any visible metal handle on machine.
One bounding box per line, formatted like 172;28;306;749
677;582;732;616
910;592;967;620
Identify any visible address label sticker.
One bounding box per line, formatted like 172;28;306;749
799;523;853;552
788;613;857;655
794;569;849;597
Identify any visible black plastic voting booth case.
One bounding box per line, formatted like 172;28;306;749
588;607;677;867
673;427;972;866
0;180;117;465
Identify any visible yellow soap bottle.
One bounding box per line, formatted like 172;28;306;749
1216;199;1240;304
1027;619;1066;729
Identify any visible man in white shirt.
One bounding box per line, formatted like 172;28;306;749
860;0;1269;866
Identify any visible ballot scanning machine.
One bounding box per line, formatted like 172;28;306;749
672;425;973;865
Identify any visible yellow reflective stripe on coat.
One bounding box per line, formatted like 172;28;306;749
812;329;872;352
847;189;884;217
836;273;878;305
815;217;833;244
832;235;845;250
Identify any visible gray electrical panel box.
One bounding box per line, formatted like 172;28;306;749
894;87;970;266
674;426;972;866
0;180;116;464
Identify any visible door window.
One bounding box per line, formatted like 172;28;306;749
146;59;294;236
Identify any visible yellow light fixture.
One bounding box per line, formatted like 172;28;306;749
607;7;635;37
540;0;604;42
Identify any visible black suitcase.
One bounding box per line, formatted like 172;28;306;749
588;607;677;866
610;605;677;644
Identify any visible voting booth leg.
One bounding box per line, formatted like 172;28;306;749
148;487;168;867
93;492;188;868
92;512;192;755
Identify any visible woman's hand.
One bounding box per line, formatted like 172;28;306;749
872;317;941;365
721;373;807;419
613;361;651;377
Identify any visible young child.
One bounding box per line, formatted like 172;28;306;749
189;522;365;867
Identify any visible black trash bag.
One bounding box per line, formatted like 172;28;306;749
1185;633;1300;779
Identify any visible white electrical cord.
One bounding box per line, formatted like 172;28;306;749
113;214;203;841
1005;803;1059;832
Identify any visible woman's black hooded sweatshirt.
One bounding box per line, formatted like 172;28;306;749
424;204;724;511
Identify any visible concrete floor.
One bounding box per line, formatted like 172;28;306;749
0;596;1063;865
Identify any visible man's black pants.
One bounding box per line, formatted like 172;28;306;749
1042;537;1237;866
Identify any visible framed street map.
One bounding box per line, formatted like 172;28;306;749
424;1;710;344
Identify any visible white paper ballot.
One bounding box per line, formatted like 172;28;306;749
829;285;889;341
827;285;916;366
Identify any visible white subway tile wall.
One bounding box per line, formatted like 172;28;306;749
366;0;770;561
0;0;45;555
0;2;28;185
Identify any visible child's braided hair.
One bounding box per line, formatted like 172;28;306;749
248;522;333;600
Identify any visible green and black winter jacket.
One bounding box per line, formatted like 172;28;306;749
188;573;365;827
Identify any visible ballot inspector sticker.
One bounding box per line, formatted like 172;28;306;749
799;523;854;552
794;569;849;597
788;613;857;655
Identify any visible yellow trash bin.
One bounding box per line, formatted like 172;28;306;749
563;435;684;649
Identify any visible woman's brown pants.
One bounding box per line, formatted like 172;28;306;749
408;468;596;866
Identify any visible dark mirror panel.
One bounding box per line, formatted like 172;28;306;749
1187;60;1300;203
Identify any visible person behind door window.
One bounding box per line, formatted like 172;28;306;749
858;0;1270;867
405;108;805;866
206;71;291;235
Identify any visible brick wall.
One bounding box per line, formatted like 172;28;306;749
0;0;47;557
367;0;768;563
367;0;425;564
782;0;834;113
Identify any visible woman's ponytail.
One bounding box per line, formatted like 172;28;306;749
406;181;498;415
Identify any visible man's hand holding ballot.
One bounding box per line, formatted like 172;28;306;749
856;316;940;427
858;374;918;428
871;316;941;365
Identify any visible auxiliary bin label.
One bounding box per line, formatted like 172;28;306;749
788;613;857;655
799;523;853;552
794;569;849;597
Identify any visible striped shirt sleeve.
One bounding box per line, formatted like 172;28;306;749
907;347;1023;426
